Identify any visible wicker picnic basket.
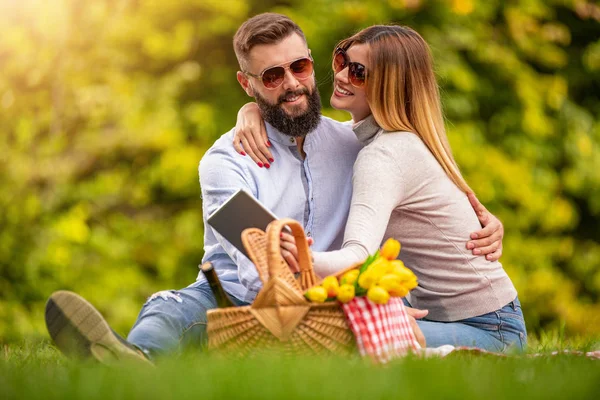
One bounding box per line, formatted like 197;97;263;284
206;218;356;355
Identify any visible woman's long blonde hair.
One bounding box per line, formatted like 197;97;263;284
336;25;471;194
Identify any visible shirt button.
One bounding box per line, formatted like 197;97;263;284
307;231;312;237
289;137;295;143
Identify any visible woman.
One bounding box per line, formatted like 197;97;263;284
234;25;526;352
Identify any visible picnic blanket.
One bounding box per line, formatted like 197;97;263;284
441;346;600;360
342;296;599;362
342;296;421;363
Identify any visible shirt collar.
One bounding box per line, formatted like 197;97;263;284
353;114;382;145
265;120;325;147
265;122;301;146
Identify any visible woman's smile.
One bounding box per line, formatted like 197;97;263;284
333;84;353;97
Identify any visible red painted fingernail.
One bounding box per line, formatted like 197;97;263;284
267;141;272;147
257;162;263;168
269;158;274;163
240;151;246;156
264;163;270;169
280;233;283;238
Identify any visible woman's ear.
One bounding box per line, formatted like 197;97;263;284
237;71;254;97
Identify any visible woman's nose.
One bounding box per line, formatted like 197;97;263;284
334;66;350;83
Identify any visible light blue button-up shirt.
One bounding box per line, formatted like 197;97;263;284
198;116;361;303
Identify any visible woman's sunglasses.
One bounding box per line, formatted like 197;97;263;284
244;56;314;90
333;48;367;87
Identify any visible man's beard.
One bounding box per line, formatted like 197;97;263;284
254;84;322;138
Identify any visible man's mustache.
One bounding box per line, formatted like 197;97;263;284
277;88;310;105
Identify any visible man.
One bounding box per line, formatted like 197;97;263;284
45;13;503;363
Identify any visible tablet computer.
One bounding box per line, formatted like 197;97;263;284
207;189;278;258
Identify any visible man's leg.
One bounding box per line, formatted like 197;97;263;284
45;291;152;364
126;281;244;358
45;281;242;363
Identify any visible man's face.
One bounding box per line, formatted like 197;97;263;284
237;33;322;137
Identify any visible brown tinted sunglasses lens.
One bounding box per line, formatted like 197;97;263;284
261;58;313;88
262;68;285;88
333;49;366;87
333;50;347;73
349;63;366;87
290;58;313;78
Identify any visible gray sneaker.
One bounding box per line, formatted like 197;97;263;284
45;290;152;365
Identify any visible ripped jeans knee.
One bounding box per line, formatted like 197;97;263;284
144;290;183;305
127;283;218;355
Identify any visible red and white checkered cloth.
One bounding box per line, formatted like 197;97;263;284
342;296;421;363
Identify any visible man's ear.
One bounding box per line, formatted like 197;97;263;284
237;71;254;97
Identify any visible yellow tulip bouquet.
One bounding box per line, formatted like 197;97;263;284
305;238;418;305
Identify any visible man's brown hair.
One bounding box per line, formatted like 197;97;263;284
233;13;307;71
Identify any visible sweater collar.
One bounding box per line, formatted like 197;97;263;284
353;114;383;145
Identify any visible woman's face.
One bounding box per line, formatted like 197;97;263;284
330;43;371;122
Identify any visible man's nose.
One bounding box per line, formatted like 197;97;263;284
281;68;300;91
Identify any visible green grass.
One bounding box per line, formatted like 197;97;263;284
1;338;599;400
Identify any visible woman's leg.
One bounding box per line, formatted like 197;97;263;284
416;319;504;351
494;297;528;351
413;297;527;352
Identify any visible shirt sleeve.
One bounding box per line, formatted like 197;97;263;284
312;142;406;277
199;149;262;296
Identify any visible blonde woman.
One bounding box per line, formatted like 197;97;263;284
234;25;526;352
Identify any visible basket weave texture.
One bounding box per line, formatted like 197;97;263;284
206;218;356;355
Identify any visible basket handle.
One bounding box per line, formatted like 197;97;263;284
266;218;318;291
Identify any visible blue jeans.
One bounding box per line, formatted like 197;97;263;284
405;297;527;352
128;282;526;357
127;281;248;358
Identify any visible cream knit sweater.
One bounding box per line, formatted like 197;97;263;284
313;116;517;321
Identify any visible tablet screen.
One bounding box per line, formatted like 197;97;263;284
207;189;277;258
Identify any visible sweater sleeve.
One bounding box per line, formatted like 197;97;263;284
312;140;407;277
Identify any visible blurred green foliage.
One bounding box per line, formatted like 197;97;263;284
0;0;599;340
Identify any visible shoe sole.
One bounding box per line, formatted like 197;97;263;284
45;290;151;365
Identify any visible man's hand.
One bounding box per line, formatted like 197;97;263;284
467;192;504;262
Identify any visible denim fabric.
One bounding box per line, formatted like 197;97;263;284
127;281;248;358
129;281;526;356
406;297;527;352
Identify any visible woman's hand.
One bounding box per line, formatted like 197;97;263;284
233;102;274;168
405;306;428;348
467;192;504;261
279;230;314;273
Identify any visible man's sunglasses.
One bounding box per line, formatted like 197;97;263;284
244;57;314;89
333;48;367;87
